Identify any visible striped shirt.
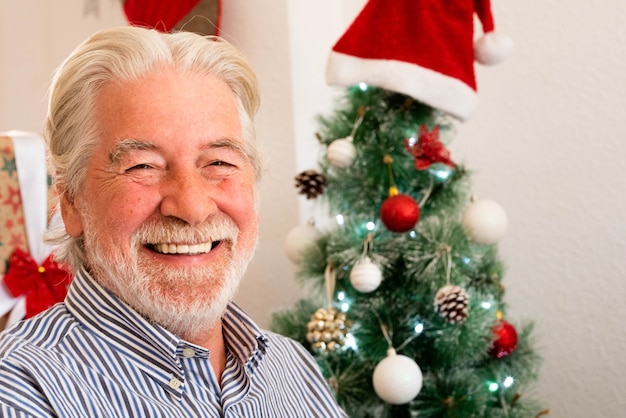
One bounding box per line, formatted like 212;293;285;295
0;268;346;417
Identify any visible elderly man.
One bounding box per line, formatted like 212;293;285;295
0;26;345;417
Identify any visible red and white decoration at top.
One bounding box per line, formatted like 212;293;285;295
121;0;221;35
325;0;512;121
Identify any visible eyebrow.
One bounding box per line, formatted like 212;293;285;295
109;139;156;163
202;138;249;160
108;137;250;164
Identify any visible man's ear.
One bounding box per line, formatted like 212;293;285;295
59;192;84;237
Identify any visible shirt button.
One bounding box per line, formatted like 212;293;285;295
182;348;196;358
169;378;182;390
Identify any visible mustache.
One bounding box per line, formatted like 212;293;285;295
131;216;240;246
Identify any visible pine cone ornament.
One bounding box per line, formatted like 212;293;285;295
434;285;469;324
295;170;327;199
306;307;351;353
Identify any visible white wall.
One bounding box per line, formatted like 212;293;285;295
0;0;128;131
218;0;303;325
1;1;625;417
460;1;626;416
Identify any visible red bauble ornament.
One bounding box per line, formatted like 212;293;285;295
489;319;518;358
380;194;420;232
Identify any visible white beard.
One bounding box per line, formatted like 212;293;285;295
82;213;256;341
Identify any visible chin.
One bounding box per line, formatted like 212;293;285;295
136;265;243;339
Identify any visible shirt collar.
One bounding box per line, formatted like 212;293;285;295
221;301;269;375
65;268;269;390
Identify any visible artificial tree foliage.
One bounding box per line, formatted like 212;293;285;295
271;86;547;417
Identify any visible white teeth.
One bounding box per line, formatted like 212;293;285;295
153;242;214;254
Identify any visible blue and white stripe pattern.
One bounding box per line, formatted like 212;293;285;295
0;268;346;417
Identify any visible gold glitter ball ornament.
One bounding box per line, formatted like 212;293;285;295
306;307;351;353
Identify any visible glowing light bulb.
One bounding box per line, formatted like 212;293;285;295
340;302;350;312
406;136;417;146
503;376;514;388
462;257;471;264
358;82;368;91
481;301;492;309
432;166;451;181
366;222;376;231
409;231;417;239
344;333;358;351
414;323;424;334
337;291;346;301
488;382;499;392
336;214;345;225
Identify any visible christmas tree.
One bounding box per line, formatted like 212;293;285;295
271;1;548;417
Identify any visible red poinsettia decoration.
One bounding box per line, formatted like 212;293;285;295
404;125;456;170
3;248;73;318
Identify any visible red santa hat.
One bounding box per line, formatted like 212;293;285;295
326;0;513;121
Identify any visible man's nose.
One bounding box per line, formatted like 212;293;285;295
159;169;218;225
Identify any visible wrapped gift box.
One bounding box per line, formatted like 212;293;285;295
0;131;70;328
0;134;57;274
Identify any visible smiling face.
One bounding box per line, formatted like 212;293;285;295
60;67;259;337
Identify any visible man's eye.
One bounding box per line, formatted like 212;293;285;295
209;160;232;167
127;164;153;171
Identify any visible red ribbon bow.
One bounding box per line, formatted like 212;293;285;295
3;248;73;318
404;125;456;170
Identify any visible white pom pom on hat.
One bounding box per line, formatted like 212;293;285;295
325;0;513;122
474;32;514;65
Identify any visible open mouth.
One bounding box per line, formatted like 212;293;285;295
149;241;222;255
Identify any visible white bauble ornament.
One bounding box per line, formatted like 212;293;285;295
373;348;423;405
349;256;382;293
462;199;508;245
327;137;356;168
285;223;322;263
